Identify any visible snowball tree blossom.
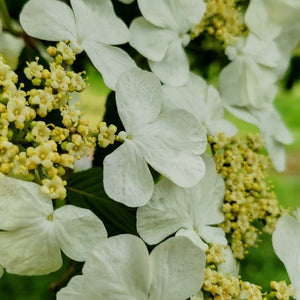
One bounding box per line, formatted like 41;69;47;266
272;210;300;299
0;175;107;275
103;68;207;207
225;104;293;172
129;0;206;86
162;72;237;137
57;234;206;300
137;154;226;251
219;33;281;109
20;0;136;89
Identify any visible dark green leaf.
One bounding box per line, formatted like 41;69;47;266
66;167;137;236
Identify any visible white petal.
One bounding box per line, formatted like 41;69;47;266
272;214;300;297
115;68;161;133
162;73;237;137
176;228;208;251
243;33;281;68
129;17;176;61
84;235;150;299
138;0;206;33
149;236;206;300
264;135;287;172
225;105;260;127
20;0;77;43
103;142;154;207
193;154;225;226
71;0;130;45
137;178;194;245
54;205;107;262
200;226;227;246
0;225;62;275
137;155;224;246
207;119;237;137
219;58;277;108
245;0;280;40
161;73;207;121
57;276;91;300
84;41;136;90
218;247;239;277
149;39;189;86
136;109;207;187
0;33;24;69
0;176;52;230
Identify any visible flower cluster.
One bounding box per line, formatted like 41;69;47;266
0;0;299;298
0;43;95;199
209;133;284;259
191;0;247;45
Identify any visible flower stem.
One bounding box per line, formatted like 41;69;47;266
0;0;12;32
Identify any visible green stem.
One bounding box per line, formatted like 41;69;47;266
0;0;12;32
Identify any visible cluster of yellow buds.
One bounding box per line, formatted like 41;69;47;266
269;281;295;300
96;121;117;148
209;133;284;259
191;0;248;45
202;244;264;300
0;43;95;200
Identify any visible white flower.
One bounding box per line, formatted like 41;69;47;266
162;72;237;137
20;0;136;90
272;210;300;299
103;68;207;207
137;154;226;251
0;19;24;69
218;246;239;277
245;0;300;77
0;175;107;275
219;33;281;109
129;0;206;86
225;104;293;172
57;234;206;300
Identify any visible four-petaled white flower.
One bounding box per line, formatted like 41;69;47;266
20;0;136;90
103;68;207;207
57;234;206;300
225;104;293;172
137;154;226;251
219;33;281;109
272;209;300;299
162;72;237;137
129;0;206;86
0;175;107;275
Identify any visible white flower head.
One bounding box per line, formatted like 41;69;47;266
137;154;226;251
0;175;107;275
103;68;207;207
20;0;136;89
219;33;281;109
162;72;237;137
272;210;300;299
57;234;206;300
129;0;206;86
225;104;293;172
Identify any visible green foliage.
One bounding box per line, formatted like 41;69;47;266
66;167;137;236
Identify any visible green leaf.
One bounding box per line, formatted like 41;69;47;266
66;167;137;236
